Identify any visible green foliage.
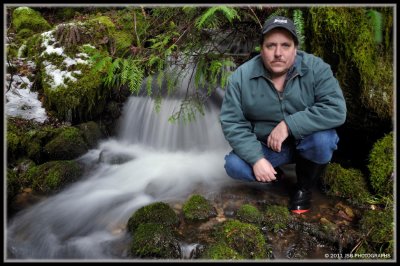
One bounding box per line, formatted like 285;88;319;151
262;205;290;232
196;57;235;93
202;242;244;260
127;202;179;234
195;6;240;29
182;194;216;222
366;9;383;43
359;208;394;244
12;7;51;33
236;204;263;225
215;219;270;259
357;208;394;256
309;7;393;120
43;126;88;160
367;132;393;198
130;223;181;259
168;95;205;124
292;9;305;49
322;163;373;206
23;160;83;194
89;50;144;95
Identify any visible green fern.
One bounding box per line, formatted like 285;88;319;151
293;9;305;49
208;58;235;91
367;9;383;43
146;76;153;96
195;6;240;29
168;95;205;124
88;51;144;94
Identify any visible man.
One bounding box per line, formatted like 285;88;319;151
219;16;347;214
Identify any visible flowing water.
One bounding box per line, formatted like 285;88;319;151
6;92;237;260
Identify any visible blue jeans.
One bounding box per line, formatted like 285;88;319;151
224;129;339;182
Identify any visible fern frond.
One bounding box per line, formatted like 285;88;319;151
194;57;206;89
146;76;153;96
367;9;383;43
121;59;130;84
91;54;112;73
157;71;165;90
195;6;240;29
293;9;305;49
128;63;144;94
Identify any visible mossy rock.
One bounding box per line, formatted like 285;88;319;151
213;219;270;259
182;194;217;222
201;242;244;260
236;204;263;225
262;204;291;232
309;7;393;120
76;121;104;148
22;160;84;194
6;168;20;202
37;23;105;123
127;202;179;234
322;163;372;205
6;117;59;164
12;7;51;33
359;208;394;244
43;126;88;160
367;132;393;198
7;131;21;163
130;223;181;259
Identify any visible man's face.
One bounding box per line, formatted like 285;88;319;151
260;28;297;78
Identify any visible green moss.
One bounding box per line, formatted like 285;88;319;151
25;33;43;60
16;28;34;40
127;202;179;234
357;208;394;257
88;16;115;30
359;208;393;244
40;42;104;122
113;31;134;55
322;163;372;205
76;121;104;148
6;117;49;164
201;242;244;260
182;194;217;222
130;223;181;259
214;219;270;259
23;160;83;194
44;127;88;160
12;7;51;33
367;132;394;198
262;205;291;232
7;168;20;201
236;204;262;225
7;131;21;162
309;7;393;120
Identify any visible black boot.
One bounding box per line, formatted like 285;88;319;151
289;156;328;214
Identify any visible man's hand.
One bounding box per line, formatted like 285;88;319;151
267;120;289;152
253;158;277;182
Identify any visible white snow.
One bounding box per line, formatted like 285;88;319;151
5;72;48;123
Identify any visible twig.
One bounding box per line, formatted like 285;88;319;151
248;6;263;29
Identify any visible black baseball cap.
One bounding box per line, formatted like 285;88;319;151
262;16;299;45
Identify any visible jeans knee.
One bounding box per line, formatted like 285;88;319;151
310;130;338;150
224;152;255;181
297;130;339;163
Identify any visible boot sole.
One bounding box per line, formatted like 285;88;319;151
290;209;310;214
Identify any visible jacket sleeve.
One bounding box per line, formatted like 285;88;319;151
284;58;347;140
219;72;264;165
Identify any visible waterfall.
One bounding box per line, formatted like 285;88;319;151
6;82;233;259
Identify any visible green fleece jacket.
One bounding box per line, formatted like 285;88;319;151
219;51;347;165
